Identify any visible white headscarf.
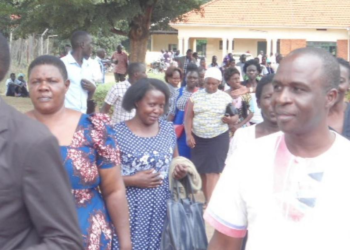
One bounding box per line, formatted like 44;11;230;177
204;67;222;82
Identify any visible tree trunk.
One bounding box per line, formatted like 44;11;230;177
128;5;153;63
128;31;149;63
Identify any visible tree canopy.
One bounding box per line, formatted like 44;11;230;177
4;0;208;62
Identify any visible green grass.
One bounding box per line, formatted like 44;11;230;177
148;72;165;81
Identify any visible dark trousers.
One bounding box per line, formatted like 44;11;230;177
6;85;16;96
114;73;126;82
15;86;29;97
7;85;29;97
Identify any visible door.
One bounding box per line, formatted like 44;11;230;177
257;41;267;56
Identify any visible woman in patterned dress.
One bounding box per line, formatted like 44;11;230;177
25;55;132;250
112;78;188;250
168;64;199;159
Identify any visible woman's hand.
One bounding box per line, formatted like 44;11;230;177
173;164;188;180
222;115;239;125
186;134;196;148
132;169;163;188
230;86;248;98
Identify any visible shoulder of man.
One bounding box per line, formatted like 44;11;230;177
4;103;55;145
219;89;232;98
60;54;69;63
108;81;129;94
228;132;283;171
333;132;350;153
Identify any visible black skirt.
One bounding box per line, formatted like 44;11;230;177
191;131;230;174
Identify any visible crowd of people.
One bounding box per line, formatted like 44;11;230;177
2;26;350;250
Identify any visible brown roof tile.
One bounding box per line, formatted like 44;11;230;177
173;0;350;28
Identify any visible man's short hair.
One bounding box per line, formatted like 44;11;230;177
28;55;68;81
290;47;340;90
127;63;145;77
0;33;10;81
70;30;90;49
337;57;350;79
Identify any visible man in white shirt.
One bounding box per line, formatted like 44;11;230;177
5;73;21;96
206;47;350;250
89;57;102;84
257;50;264;63
100;63;147;124
95;48;110;84
61;31;96;113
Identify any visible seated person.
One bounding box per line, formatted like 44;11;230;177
16;73;29;97
5;73;20;96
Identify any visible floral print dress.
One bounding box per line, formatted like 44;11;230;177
60;113;120;249
112;119;176;250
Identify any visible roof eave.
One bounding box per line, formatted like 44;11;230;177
170;23;350;30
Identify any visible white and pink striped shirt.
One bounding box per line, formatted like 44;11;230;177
205;132;350;250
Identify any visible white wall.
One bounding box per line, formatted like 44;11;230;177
172;25;349;63
173;25;348;41
151;34;178;52
204;38;265;63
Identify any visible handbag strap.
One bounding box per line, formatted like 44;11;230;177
173;175;196;203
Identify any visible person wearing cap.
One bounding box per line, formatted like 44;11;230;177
266;58;275;74
184;67;239;205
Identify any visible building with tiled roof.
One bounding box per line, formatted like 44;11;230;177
165;0;350;62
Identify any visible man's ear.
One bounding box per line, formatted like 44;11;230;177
325;88;338;109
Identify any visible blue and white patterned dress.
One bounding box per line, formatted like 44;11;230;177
112;119;176;250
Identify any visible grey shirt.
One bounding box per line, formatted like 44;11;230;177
0;100;83;250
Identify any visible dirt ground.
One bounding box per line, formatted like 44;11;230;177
2;96;33;113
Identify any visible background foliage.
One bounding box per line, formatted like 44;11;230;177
1;0;210;61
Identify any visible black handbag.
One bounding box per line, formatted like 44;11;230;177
160;176;208;250
225;103;240;117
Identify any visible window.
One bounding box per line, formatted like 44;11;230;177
219;40;235;50
307;41;336;56
168;44;177;51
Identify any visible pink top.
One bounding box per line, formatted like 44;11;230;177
111;51;128;74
